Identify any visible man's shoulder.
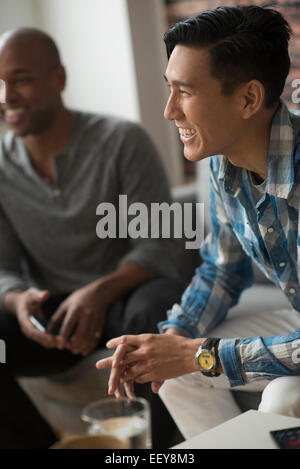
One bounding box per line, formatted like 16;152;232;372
74;110;144;140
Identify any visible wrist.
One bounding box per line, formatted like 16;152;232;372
215;341;223;375
184;338;205;374
91;279;112;305
194;338;223;377
3;289;24;315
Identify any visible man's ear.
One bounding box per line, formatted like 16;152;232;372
240;80;265;119
54;65;66;92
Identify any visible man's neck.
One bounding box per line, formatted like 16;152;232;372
22;107;75;182
226;106;277;181
23;107;75;161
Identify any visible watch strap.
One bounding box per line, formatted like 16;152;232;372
201;338;220;349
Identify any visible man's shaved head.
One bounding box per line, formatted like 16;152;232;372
0;27;62;70
0;27;66;136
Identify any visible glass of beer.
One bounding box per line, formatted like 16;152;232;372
81;397;152;449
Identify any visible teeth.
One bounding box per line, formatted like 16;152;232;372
5;108;24;116
179;128;196;137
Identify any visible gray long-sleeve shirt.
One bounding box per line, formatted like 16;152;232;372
0;111;184;307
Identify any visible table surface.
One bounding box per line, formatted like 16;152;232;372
173;410;300;449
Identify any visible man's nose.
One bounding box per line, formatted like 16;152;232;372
164;93;183;121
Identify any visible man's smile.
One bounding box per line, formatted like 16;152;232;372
3;107;26;124
178;127;197;143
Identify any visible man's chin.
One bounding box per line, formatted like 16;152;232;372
183;149;211;162
8;126;30;137
7;121;41;138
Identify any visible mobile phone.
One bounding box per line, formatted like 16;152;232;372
29;315;48;333
270;426;300;449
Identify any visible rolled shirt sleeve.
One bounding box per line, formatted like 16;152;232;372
219;329;300;387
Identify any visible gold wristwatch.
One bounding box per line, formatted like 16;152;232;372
195;338;220;377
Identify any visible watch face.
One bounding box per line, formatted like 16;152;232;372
198;352;214;370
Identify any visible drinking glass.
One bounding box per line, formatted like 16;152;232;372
81;397;152;449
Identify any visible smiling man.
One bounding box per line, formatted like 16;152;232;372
97;5;300;439
164;44;273;180
0;28;185;448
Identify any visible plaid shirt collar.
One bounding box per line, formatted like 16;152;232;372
218;101;296;200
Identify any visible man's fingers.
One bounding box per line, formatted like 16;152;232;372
21;311;56;348
108;344;134;394
119;349;145;366
108;365;126;396
71;310;103;355
134;372;153;384
121;362;151;383
151;381;164;394
29;289;50;306
47;303;66;334
123;381;136;400
27;289;49;322
106;335;144;349
57;306;78;342
96;357;113;370
113;343;135;365
68;309;94;352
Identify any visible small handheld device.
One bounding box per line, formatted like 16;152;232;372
29;315;48;333
270;426;300;449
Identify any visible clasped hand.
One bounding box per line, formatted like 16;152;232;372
96;332;199;399
17;283;107;356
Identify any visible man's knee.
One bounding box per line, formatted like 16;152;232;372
258;377;300;418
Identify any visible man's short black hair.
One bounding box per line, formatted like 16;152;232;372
164;5;292;108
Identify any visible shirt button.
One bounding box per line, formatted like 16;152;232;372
289;287;296;294
279;262;286;267
267;227;274;233
54;188;61;197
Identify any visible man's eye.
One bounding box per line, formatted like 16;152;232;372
179;89;190;95
15;77;32;84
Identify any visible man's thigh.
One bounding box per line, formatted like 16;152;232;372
212;307;300;342
102;278;184;340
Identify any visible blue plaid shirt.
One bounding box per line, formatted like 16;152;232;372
159;102;300;387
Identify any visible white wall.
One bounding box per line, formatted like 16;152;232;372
127;0;183;185
0;0;183;186
33;0;140;122
0;0;36;33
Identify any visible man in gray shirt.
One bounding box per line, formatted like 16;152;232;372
0;28;184;448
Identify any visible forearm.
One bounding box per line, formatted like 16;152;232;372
92;261;150;306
